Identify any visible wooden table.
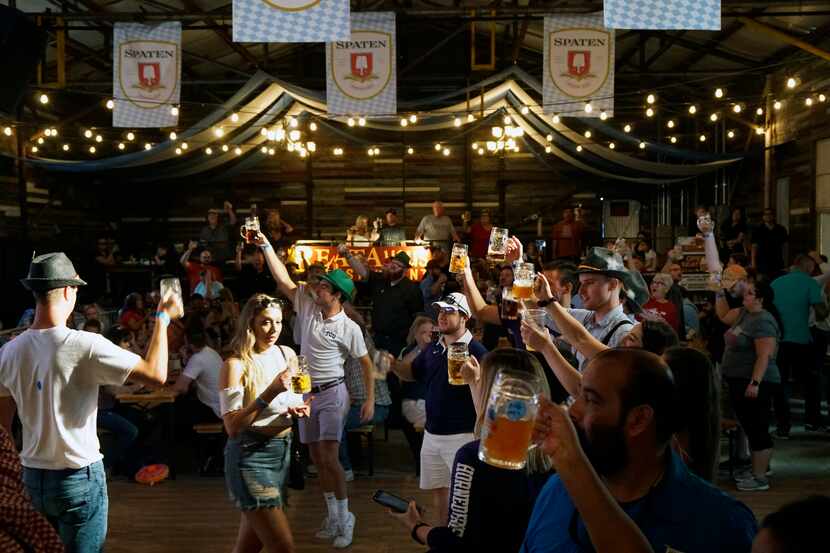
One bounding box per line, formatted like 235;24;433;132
116;391;178;479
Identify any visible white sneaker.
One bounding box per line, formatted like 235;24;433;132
344;469;355;482
314;516;338;540
333;512;356;549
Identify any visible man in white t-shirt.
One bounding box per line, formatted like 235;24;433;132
171;325;222;419
0;252;180;552
415;201;460;252
259;232;373;550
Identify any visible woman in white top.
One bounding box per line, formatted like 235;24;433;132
346;215;380;246
219;294;310;553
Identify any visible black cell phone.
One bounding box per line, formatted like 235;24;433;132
431;330;441;343
372;490;420;514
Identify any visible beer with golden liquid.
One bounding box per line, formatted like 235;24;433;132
501;297;520;320
512;284;533;300
449;253;467;274
480;417;535;469
291;372;311;394
447;356;466;385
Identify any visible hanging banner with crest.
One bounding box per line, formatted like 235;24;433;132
543;14;614;119
233;0;350;43
112;22;181;128
325;12;396;116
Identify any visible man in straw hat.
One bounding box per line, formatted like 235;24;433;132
0;252;181;551
258;233;373;549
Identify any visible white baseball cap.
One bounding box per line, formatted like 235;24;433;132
432;292;471;317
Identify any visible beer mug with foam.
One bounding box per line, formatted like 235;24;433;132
290;355;312;394
447;342;469;385
512;262;535;300
240;216;261;244
449;243;469;274
478;369;541;469
487;227;509;262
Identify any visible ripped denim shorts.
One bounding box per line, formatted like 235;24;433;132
225;430;292;511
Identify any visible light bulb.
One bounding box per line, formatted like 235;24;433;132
820;94;827;103
260;128;268;136
609;142;616;150
409;114;417;123
181;142;188;150
62;144;70;151
234;147;242;155
773;100;782;110
491;127;503;138
126;132;135;141
584;102;593;113
688;105;697;115
471;142;479;150
117;142;125;150
786;77;797;89
670;136;677;144
646;107;655;117
434;143;442;151
756;127;765;135
521;106;530;115
805;97;814;107
334;147;344;156
213;127;224;138
106;99;114;109
546;134;553;142
624;124;632;133
230;112;239;122
261;146;268;154
307;142;316;152
309;122;317;131
171;106;179;116
89;146;96;154
756;107;764;116
367;148;374;156
358;117;366;126
275;128;286;141
43;129;51;137
443;148;450;156
727;130;735;139
95;135;102;143
288;130;301;142
552;114;561;124
269;147;276;155
222;144;229;152
545;145;552;153
584;130;592;138
639;141;646;149
646;93;656;104
169;131;177;141
37;137;44;144
733;104;742;113
31;146;38;153
600;111;608;121
454;117;461;127
576;145;583;152
715;88;724;99
407;147;414;155
39;93;49;104
467;114;475;123
710;113;718;122
503;115;512;125
205;147;213;155
699;134;707;142
667;120;675;129
3;127;11;136
84;130;93;138
478;148;484;155
347;117;355;127
145;143;152;150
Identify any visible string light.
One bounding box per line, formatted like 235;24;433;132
181;142;188;150
646;93;656;104
205;147;213;155
503;115;512;125
357;117;366;127
403;146;412;155
31;146;38;153
732;104;742;113
400;117;409;127
552;114;560;124
442;147;450;156
608;142;615;150
467;114;475;123
453;117;462;127
222;144;229;152
43;129;52;137
409;114;418;124
820;94;827;103
127;132;135;141
434;143;442;151
367;147;374;156
39;93;49;104
89;146;96;154
646;108;655;117
521;106;530;115
623;124;632;133
62;144;70;151
709;113;719;122
261;146;268;154
117;142;125;150
545;145;552;153
84;130;93;138
169;131;177;141
37;137;44;144
307;142;316;152
545;134;553;142
756;127;765;135
374;147;380;155
234;147;242;155
805;97;814;107
699;134;707;142
584;130;592;138
288;130;301;142
347;117;355;127
268;148;276;156
213;127;224;138
727;130;735;139
309;122;317;131
3;127;12;136
670;136;678;144
288;117;298;128
230;112;239;122
773;100;782;110
106;99;114;110
688;105;697;114
584;102;593;113
666;120;675;129
714;88;724;99
477;148;484;155
576;145;583;152
599;111;608;121
145;143;152;150
786;77;797;89
170;106;179;116
95;134;103;143
639;141;646;149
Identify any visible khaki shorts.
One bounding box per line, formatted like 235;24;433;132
299;382;349;444
419;430;474;490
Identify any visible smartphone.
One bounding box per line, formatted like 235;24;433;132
372;490;421;514
431;330;441;343
160;277;183;315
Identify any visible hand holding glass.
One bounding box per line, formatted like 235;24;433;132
478;369;541;469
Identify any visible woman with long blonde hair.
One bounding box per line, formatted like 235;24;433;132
219;294;310;553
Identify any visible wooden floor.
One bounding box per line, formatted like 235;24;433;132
105;427;830;553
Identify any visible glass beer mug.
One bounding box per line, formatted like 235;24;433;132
447;342;469;385
512;262;535;301
478;369;541;470
240;216;261;244
449;243;469;274
291;355;312;394
487;227;509;262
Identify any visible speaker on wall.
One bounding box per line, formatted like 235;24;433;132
0;6;47;118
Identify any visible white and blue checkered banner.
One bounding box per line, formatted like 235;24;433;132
326;12;396;116
113;22;181;128
543;14;614;119
605;0;721;31
233;0;350;43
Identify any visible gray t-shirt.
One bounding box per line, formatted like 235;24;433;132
416;214;456;242
721;309;781;383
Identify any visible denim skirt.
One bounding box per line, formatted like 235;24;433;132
225;430;292;511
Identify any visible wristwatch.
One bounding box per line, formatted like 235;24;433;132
411;522;429;545
750;380;760;387
536;299;553;307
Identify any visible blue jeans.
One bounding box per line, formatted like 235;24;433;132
338;404;390;471
97;409;139;472
23;461;108;553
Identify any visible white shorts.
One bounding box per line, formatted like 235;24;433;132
401;399;426;428
419;431;474;490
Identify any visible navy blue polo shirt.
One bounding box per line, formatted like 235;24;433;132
520;450;757;553
411;331;487;435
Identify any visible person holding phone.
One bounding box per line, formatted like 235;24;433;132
219;294;310;553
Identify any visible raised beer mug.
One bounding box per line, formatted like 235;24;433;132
240;216;261;244
290;355;312;394
478;369;541;470
487;227;509;262
512;262;535;301
446;342;469;385
449;243;469;274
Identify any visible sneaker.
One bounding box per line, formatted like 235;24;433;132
733;467;753;483
333;512;356;549
736;476;770;492
344;469;355;482
765;466;774;478
774;428;790;440
315;517;338;540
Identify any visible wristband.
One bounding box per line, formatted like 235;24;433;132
536;299;552;307
411;522;429;545
260;243;272;251
750;380;760;387
254;397;269;410
155;312;170;326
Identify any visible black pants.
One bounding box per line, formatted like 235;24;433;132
773;341;812;432
808;328;830;424
727;378;774;451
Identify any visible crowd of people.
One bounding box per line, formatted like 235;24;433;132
0;198;828;553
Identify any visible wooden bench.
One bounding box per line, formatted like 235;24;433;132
193;423;225;476
347;425;375;476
